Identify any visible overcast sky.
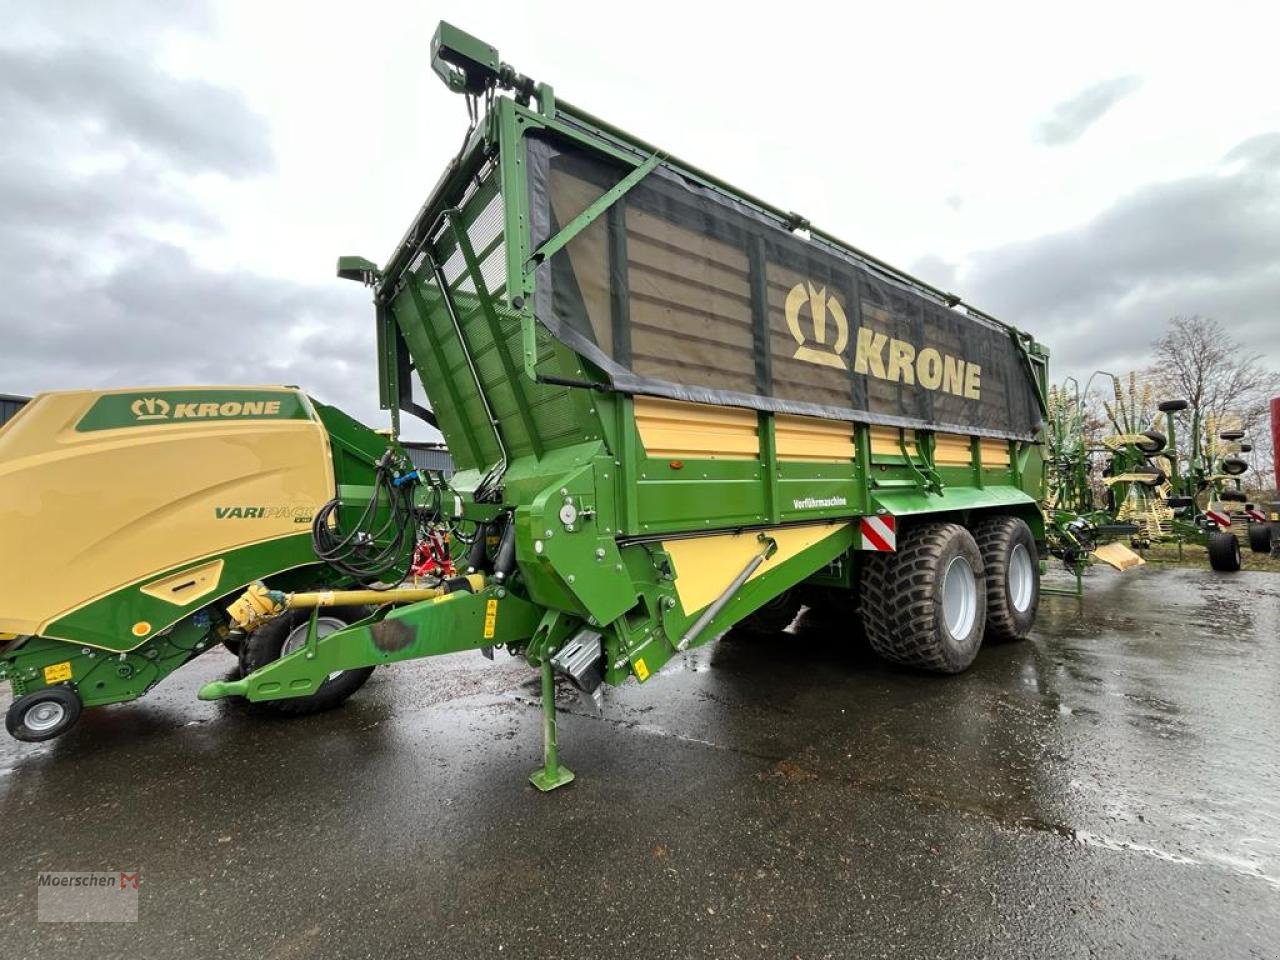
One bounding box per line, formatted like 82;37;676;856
3;0;1278;438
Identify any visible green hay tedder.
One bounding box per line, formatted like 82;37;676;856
1044;372;1269;582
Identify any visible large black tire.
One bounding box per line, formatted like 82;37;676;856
242;606;375;715
1207;532;1241;572
730;589;801;638
6;686;81;742
972;516;1040;643
1136;430;1167;454
860;523;987;674
1249;523;1272;554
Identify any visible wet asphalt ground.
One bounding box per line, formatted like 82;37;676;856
2;564;1279;959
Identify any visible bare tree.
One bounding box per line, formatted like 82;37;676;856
1147;316;1280;495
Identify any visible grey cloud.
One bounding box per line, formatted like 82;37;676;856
0;45;273;177
958;134;1280;378
1;234;383;427
0;159;215;242
907;253;958;293
1224;131;1280;169
1036;75;1143;147
2;2;215;55
0;5;413;436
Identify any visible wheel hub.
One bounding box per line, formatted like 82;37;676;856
1008;543;1034;613
941;555;978;640
281;617;349;683
25;700;66;733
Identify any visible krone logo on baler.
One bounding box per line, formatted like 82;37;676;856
785;282;848;370
130;397;171;421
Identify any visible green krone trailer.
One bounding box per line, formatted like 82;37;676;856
200;22;1051;790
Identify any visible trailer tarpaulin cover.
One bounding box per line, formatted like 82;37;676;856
526;132;1043;441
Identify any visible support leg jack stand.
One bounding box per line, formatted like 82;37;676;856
530;657;575;792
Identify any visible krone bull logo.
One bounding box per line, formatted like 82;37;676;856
130;397;171;421
785;281;848;370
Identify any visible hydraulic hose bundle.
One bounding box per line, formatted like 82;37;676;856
311;452;421;584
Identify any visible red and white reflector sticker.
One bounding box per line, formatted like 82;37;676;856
1247;507;1266;523
860;514;897;551
1206;504;1232;529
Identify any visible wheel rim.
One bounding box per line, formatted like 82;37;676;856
281;617;349;683
1008;543;1034;613
941;555;978;640
25;700;66;733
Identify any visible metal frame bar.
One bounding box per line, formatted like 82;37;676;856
402;277;485;466
523;151;662;273
442;207;545;459
607;201;632;367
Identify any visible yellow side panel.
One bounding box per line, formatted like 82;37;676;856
634;397;759;460
663;523;849;614
0;387;332;637
140;559;226;607
933;433;973;467
775;415;855;462
980;438;1012;466
869;426;916;458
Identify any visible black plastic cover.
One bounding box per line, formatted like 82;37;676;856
527;132;1043;441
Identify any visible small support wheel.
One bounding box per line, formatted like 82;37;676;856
6;686;82;742
1136;430;1167;454
1207;531;1241;572
1221;457;1248;476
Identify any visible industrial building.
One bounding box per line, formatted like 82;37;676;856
0;394;28;428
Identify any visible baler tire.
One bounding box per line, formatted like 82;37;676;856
971;516;1040;643
242;606;375;716
860;522;987;674
1249;523;1272;554
1207;532;1242;572
6;686;81;742
730;589;801;639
